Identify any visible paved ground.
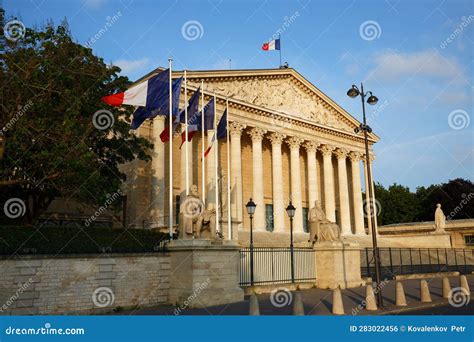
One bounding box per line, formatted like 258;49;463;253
116;275;473;316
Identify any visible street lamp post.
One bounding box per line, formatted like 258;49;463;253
347;83;383;308
286;201;296;283
246;198;257;286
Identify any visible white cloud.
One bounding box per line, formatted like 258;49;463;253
114;58;150;75
367;49;463;82
84;0;107;10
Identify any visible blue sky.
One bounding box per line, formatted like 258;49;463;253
5;0;473;190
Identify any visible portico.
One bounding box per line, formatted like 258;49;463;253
125;68;379;244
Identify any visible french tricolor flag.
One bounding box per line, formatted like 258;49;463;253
101;69;169;107
262;38;280;51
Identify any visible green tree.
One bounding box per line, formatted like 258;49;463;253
0;16;152;224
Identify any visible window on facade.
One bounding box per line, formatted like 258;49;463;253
302;208;309;233
265;204;274;232
465;235;474;246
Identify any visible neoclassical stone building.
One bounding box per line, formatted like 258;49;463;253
125;67;380;244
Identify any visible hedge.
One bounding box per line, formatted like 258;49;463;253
0;226;172;255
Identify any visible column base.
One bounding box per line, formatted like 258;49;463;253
314;242;365;289
168;239;244;308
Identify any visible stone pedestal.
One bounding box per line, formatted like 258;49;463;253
314;242;365;289
168;239;244;308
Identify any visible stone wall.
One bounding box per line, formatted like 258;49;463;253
0;253;170;315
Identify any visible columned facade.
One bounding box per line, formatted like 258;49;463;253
125;68;380;244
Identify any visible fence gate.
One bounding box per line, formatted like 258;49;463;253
239;247;316;286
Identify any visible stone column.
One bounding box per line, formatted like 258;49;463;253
268;132;286;232
248;127;267;231
304;141;319;208
319;145;336;222
349;151;365;235
286;136;304;233
150;116;166;228
229;122;246;231
335;148;351;235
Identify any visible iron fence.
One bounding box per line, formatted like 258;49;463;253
361;247;474;279
239;247;316;286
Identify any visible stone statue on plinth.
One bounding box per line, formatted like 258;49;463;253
433;203;446;233
179;185;204;239
308;200;341;244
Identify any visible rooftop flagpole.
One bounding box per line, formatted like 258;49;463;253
184;70;189;196
168;58;173;240
226;98;232;240
201;80;205;204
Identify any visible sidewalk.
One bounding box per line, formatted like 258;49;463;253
116;275;473;316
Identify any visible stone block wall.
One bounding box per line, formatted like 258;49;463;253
0;253;170;315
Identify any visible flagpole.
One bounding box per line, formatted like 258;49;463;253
201;80;205;204
226;98;232;240
168;58;173;240
214;93;219;236
184;70;189;196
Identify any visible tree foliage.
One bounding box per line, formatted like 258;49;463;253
373;178;474;225
0;14;152;223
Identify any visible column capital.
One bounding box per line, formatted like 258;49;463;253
268;132;286;145
286;136;304;150
303;140;319;153
348;151;363;162
362;153;376;163
248;127;267;142
319;144;335;157
229;121;246;136
334;148;349;159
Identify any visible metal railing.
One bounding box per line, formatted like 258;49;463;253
361;247;474;279
239;247;316;286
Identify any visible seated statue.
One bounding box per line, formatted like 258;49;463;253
195;203;221;241
179;185;204;239
308;200;341;244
